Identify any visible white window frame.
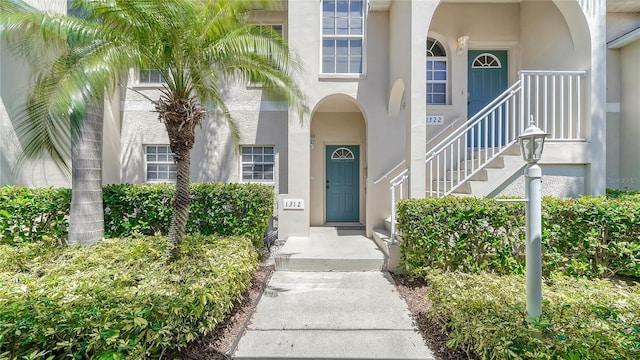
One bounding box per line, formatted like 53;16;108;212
472;53;502;68
331;147;355;160
144;145;177;183
258;24;284;39
426;37;449;105
255;24;285;58
138;68;165;84
240;145;275;184
247;24;285;89
320;0;366;77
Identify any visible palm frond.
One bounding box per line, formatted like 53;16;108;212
3;0;309;175
1;0;140;173
197;26;308;120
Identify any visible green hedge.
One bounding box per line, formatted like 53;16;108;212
0;234;259;359
0;187;70;245
425;271;640;359
103;182;274;248
0;183;274;248
398;196;640;278
607;188;640;200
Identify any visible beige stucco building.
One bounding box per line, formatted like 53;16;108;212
2;1;639;256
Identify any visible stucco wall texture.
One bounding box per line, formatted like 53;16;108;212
498;165;587;198
0;1;620;240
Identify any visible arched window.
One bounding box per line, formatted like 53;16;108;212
331;147;355;160
426;38;448;105
472;53;502;68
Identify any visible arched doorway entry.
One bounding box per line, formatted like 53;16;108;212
310;95;367;226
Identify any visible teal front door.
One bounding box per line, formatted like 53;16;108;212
467;50;508;147
326;145;359;223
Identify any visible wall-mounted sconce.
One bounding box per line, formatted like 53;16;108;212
456;35;469;55
310;137;316;150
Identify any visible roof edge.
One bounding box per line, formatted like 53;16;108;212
608;27;640;48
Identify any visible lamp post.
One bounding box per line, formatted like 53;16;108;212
518;119;549;320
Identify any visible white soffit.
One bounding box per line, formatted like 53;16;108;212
607;0;640;13
370;1;640;13
369;0;392;11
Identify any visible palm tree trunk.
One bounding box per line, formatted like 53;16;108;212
165;150;191;261
68;102;104;246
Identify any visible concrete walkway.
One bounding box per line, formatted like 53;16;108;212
234;228;435;360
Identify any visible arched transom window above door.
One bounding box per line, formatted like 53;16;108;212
331;147;355;160
472;53;502;68
426;37;448;105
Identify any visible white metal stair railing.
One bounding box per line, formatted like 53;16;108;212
388;169;408;244
425;70;586;197
426;80;522;197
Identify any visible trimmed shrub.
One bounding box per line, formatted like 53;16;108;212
0;183;274;248
398;197;526;276
103;183;274;248
425;271;640;359
102;183;174;238
0;186;70;245
607;188;640;200
543;197;640;278
0;235;259;359
187;183;274;248
398;196;640;278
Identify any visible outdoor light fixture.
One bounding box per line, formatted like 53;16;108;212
518;118;550;163
456;35;469;55
517;116;549;320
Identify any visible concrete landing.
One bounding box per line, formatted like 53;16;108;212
234;271;435;360
275;227;386;271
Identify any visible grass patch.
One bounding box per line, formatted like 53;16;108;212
0;235;259;359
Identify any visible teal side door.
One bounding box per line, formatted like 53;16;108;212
326;145;359;223
467;50;508;147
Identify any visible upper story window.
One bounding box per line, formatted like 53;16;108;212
145;145;176;182
259;24;284;38
321;0;365;75
426;38;448;105
138;69;165;84
256;24;284;62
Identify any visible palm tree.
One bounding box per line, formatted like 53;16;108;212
1;0;307;257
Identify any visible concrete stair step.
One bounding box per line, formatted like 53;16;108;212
442;168;487;181
426;144;523;197
372;227;402;272
275;227;385;271
468;154;526;197
431;180;472;194
458;156;505;170
467;144;520;158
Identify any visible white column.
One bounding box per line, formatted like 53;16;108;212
278;108;310;239
406;1;440;198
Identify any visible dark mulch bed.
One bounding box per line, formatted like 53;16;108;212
391;273;479;360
